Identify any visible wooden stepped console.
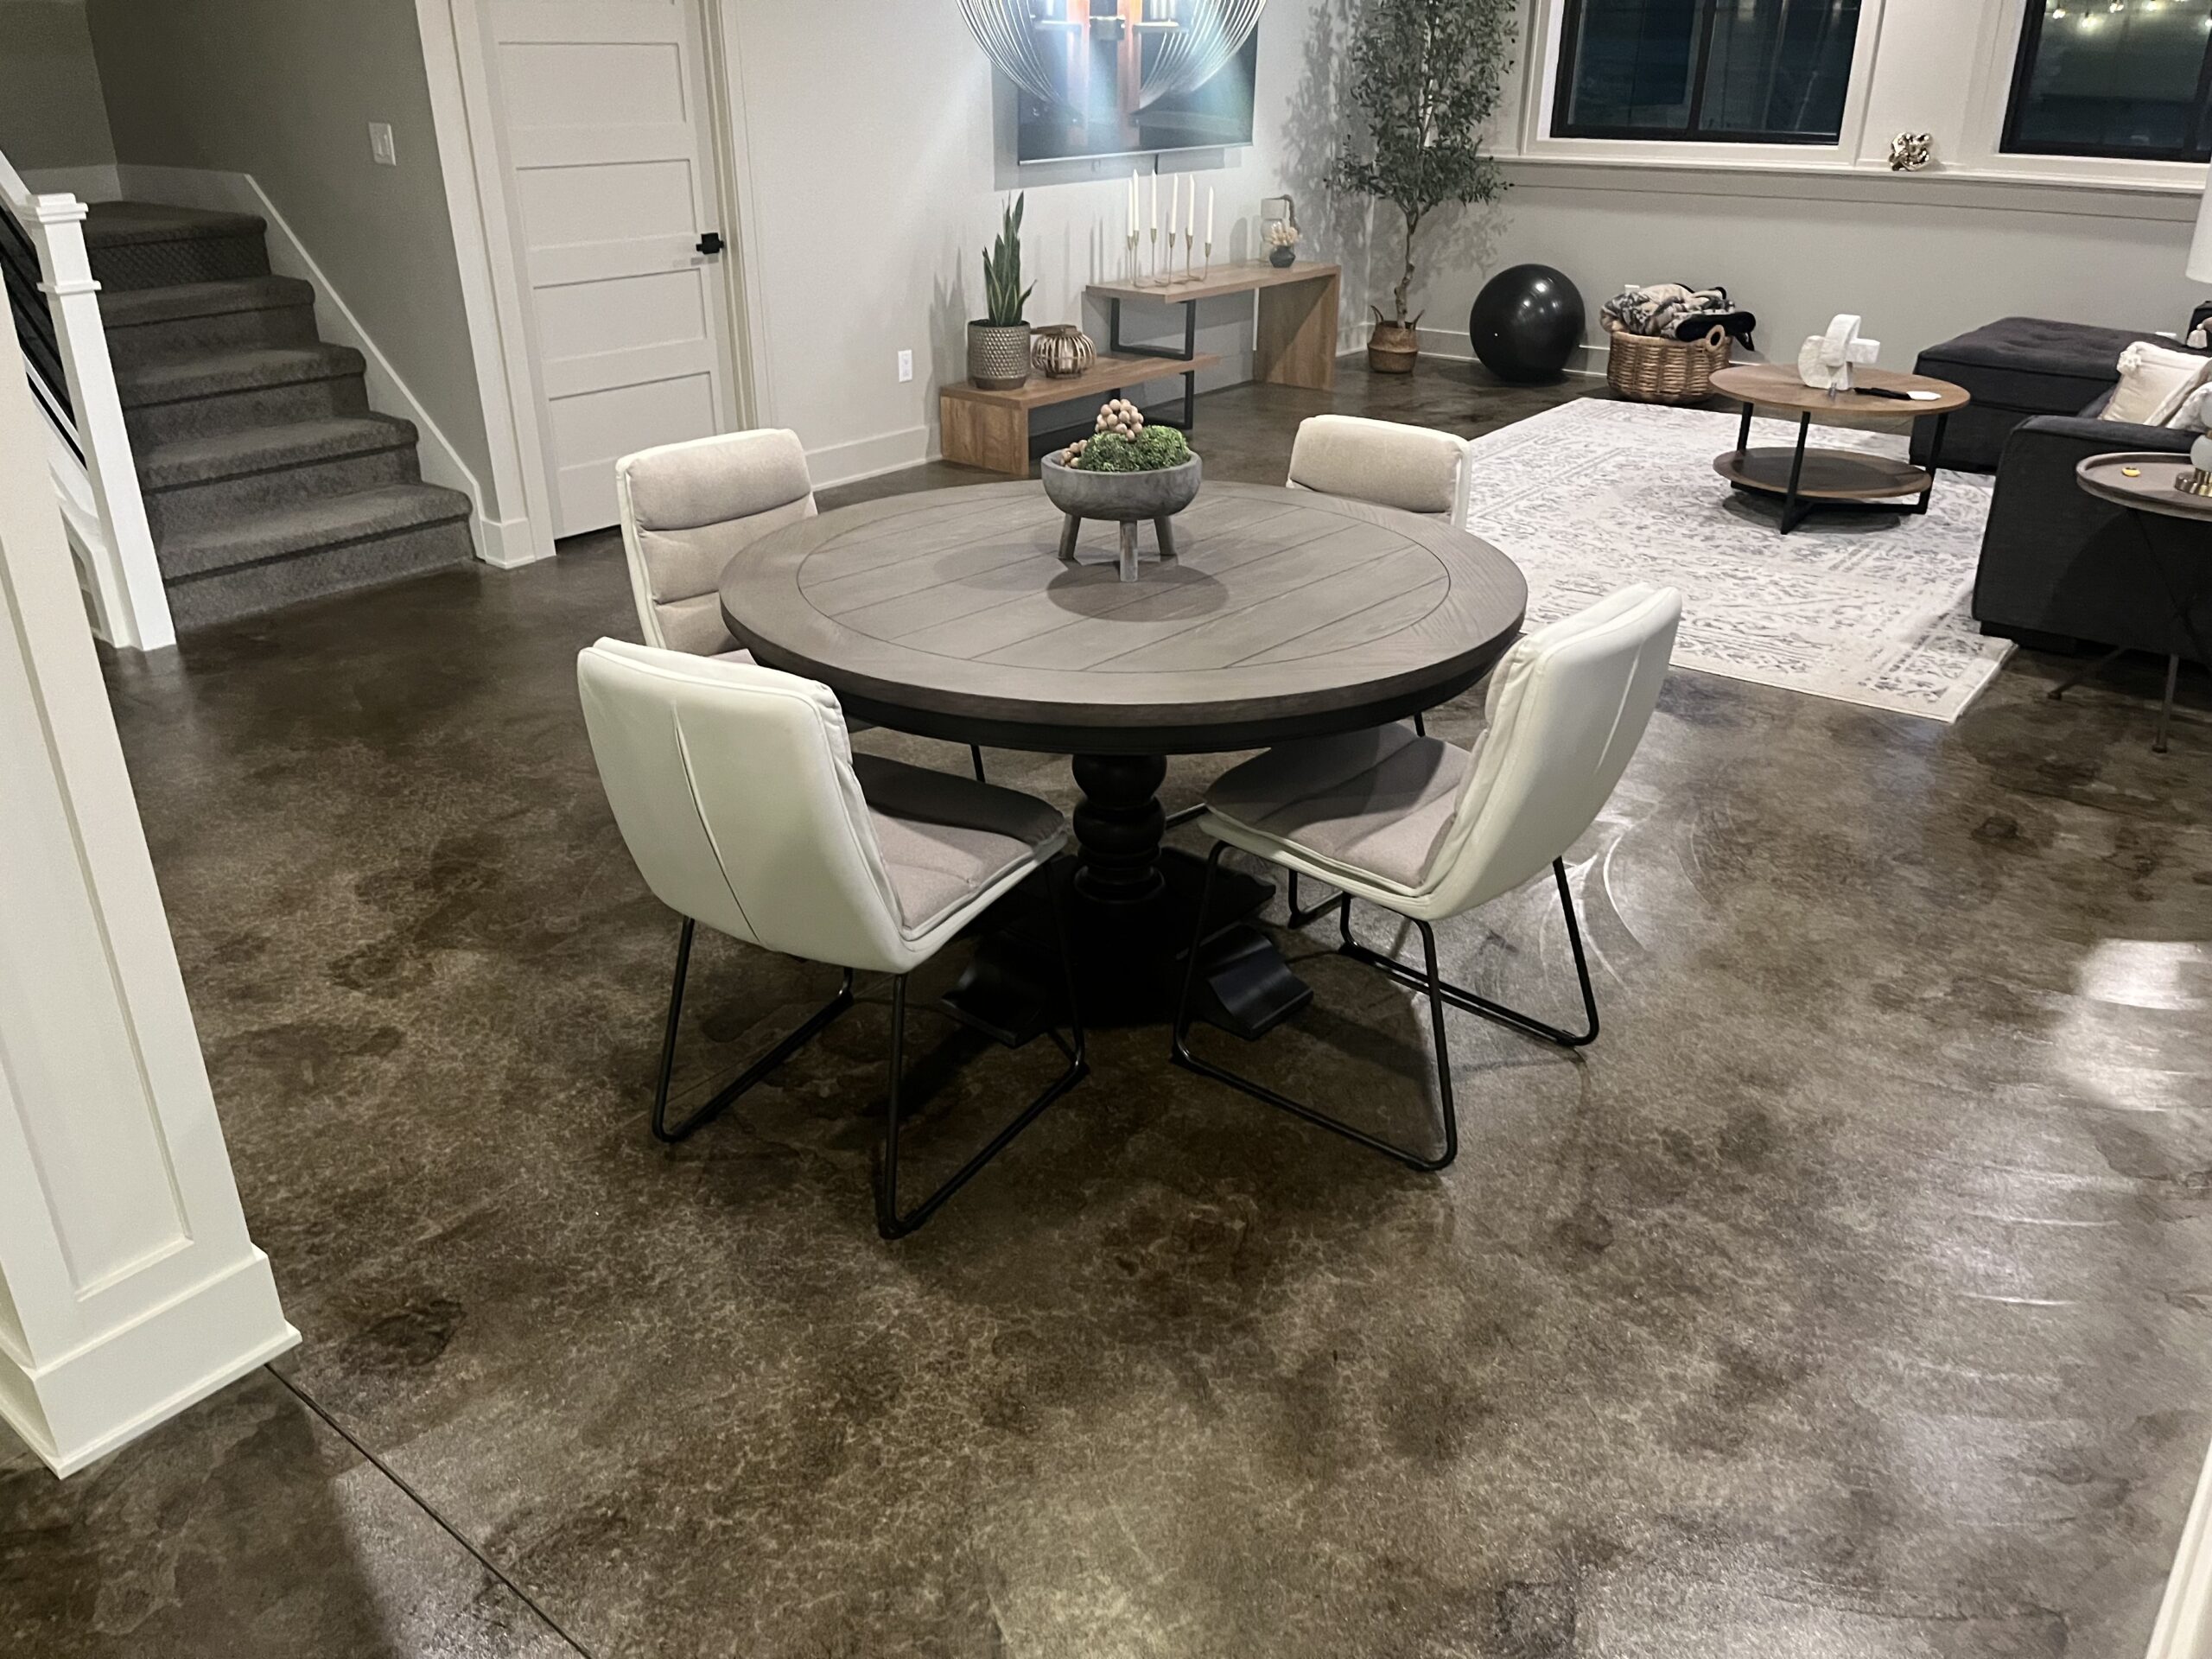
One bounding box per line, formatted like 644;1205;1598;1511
941;351;1223;478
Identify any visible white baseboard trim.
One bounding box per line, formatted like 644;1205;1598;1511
0;1249;298;1478
805;424;934;490
473;511;541;570
2149;1435;2212;1659
114;164;510;564
20;163;122;202
1413;324;1610;378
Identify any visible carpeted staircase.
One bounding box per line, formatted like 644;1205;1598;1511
87;202;473;632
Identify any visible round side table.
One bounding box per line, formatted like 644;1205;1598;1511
2057;452;2212;753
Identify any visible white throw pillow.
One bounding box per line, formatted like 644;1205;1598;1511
2104;341;2212;426
2168;380;2212;432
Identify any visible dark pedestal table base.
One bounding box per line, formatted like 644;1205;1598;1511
942;753;1315;1037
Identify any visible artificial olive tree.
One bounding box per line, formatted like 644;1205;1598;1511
1333;0;1517;329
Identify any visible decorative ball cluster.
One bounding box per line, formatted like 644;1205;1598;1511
1095;398;1145;439
1056;437;1089;465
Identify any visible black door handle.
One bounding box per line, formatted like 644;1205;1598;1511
696;231;725;257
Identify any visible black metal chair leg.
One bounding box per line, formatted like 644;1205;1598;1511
1413;712;1427;737
1336;859;1599;1049
652;917;857;1142
875;875;1089;1239
970;745;988;782
1170;844;1458;1173
1285;869;1349;931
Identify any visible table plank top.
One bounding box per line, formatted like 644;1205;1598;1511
1710;362;1971;418
1087;258;1340;307
720;482;1526;754
2077;452;2212;524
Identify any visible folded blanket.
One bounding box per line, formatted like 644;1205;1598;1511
1603;283;1758;350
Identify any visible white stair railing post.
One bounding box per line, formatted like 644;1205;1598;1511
24;192;175;652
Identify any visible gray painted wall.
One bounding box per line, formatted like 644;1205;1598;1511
86;0;494;512
0;0;115;169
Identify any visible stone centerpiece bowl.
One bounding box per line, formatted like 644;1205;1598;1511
1039;454;1203;583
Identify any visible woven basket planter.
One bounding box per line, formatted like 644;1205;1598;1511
1603;316;1732;404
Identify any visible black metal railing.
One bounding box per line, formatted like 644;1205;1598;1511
2;192;80;460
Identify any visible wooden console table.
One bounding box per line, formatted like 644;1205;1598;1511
1087;259;1342;417
940;350;1221;478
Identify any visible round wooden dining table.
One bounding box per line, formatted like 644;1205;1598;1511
721;480;1527;1030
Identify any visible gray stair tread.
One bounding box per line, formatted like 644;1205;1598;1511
118;343;364;405
140;415;418;491
101;276;315;327
85;201;267;247
160;484;472;580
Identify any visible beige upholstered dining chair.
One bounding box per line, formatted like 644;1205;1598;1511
1286;414;1475;524
1287;415;1478;736
615;427;987;781
1172;584;1681;1173
577;639;1086;1238
616;427;815;658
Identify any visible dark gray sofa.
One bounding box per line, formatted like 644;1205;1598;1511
1912;315;2207;652
1910;315;2195;473
1975;397;2195;653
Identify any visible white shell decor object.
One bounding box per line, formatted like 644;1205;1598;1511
1888;132;1932;172
1095;397;1145;438
1798;314;1881;392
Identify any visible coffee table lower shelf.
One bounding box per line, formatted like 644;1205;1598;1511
1713;446;1936;534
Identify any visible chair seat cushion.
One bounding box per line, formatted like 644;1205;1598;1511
853;755;1065;935
1205;724;1470;889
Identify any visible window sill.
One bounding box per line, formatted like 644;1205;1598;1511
1495;143;2205;216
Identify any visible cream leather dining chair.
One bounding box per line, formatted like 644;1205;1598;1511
1170;585;1681;1172
1287;414;1478;736
578;639;1086;1238
616;428;988;780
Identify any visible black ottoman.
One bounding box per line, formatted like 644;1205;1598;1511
1910;315;2194;472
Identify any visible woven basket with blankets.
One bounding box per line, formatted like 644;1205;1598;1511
1599;283;1758;404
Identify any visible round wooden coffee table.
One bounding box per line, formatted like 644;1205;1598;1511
1708;363;1971;535
721;480;1528;1027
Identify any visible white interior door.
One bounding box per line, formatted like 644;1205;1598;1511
486;0;738;538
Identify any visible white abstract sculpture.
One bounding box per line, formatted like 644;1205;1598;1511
1797;314;1881;393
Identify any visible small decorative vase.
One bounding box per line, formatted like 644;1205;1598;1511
1268;245;1295;268
968;321;1032;391
1368;311;1420;374
1032;325;1096;379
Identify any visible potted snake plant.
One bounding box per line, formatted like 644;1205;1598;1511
968;194;1036;391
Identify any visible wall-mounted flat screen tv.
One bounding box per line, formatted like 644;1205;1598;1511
1015;10;1258;164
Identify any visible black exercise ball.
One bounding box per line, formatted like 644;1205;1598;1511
1468;264;1585;384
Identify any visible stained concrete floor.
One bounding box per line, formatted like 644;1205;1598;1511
9;359;2212;1657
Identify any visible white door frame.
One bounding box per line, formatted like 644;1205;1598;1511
413;0;771;564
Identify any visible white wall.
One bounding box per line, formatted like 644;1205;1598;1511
722;0;1356;484
0;0;114;176
1390;0;2208;371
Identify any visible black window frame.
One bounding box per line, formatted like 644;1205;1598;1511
1549;0;1864;145
2000;2;2212;164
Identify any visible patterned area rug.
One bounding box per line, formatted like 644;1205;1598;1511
1463;398;2012;721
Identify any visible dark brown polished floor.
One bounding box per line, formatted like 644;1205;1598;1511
9;359;2212;1656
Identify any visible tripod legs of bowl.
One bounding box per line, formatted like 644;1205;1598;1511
1056;512;1179;582
1040;454;1203;584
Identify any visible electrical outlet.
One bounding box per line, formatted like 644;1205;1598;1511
897;350;914;383
368;123;397;167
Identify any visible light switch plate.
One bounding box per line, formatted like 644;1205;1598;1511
897;350;914;383
369;123;397;166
